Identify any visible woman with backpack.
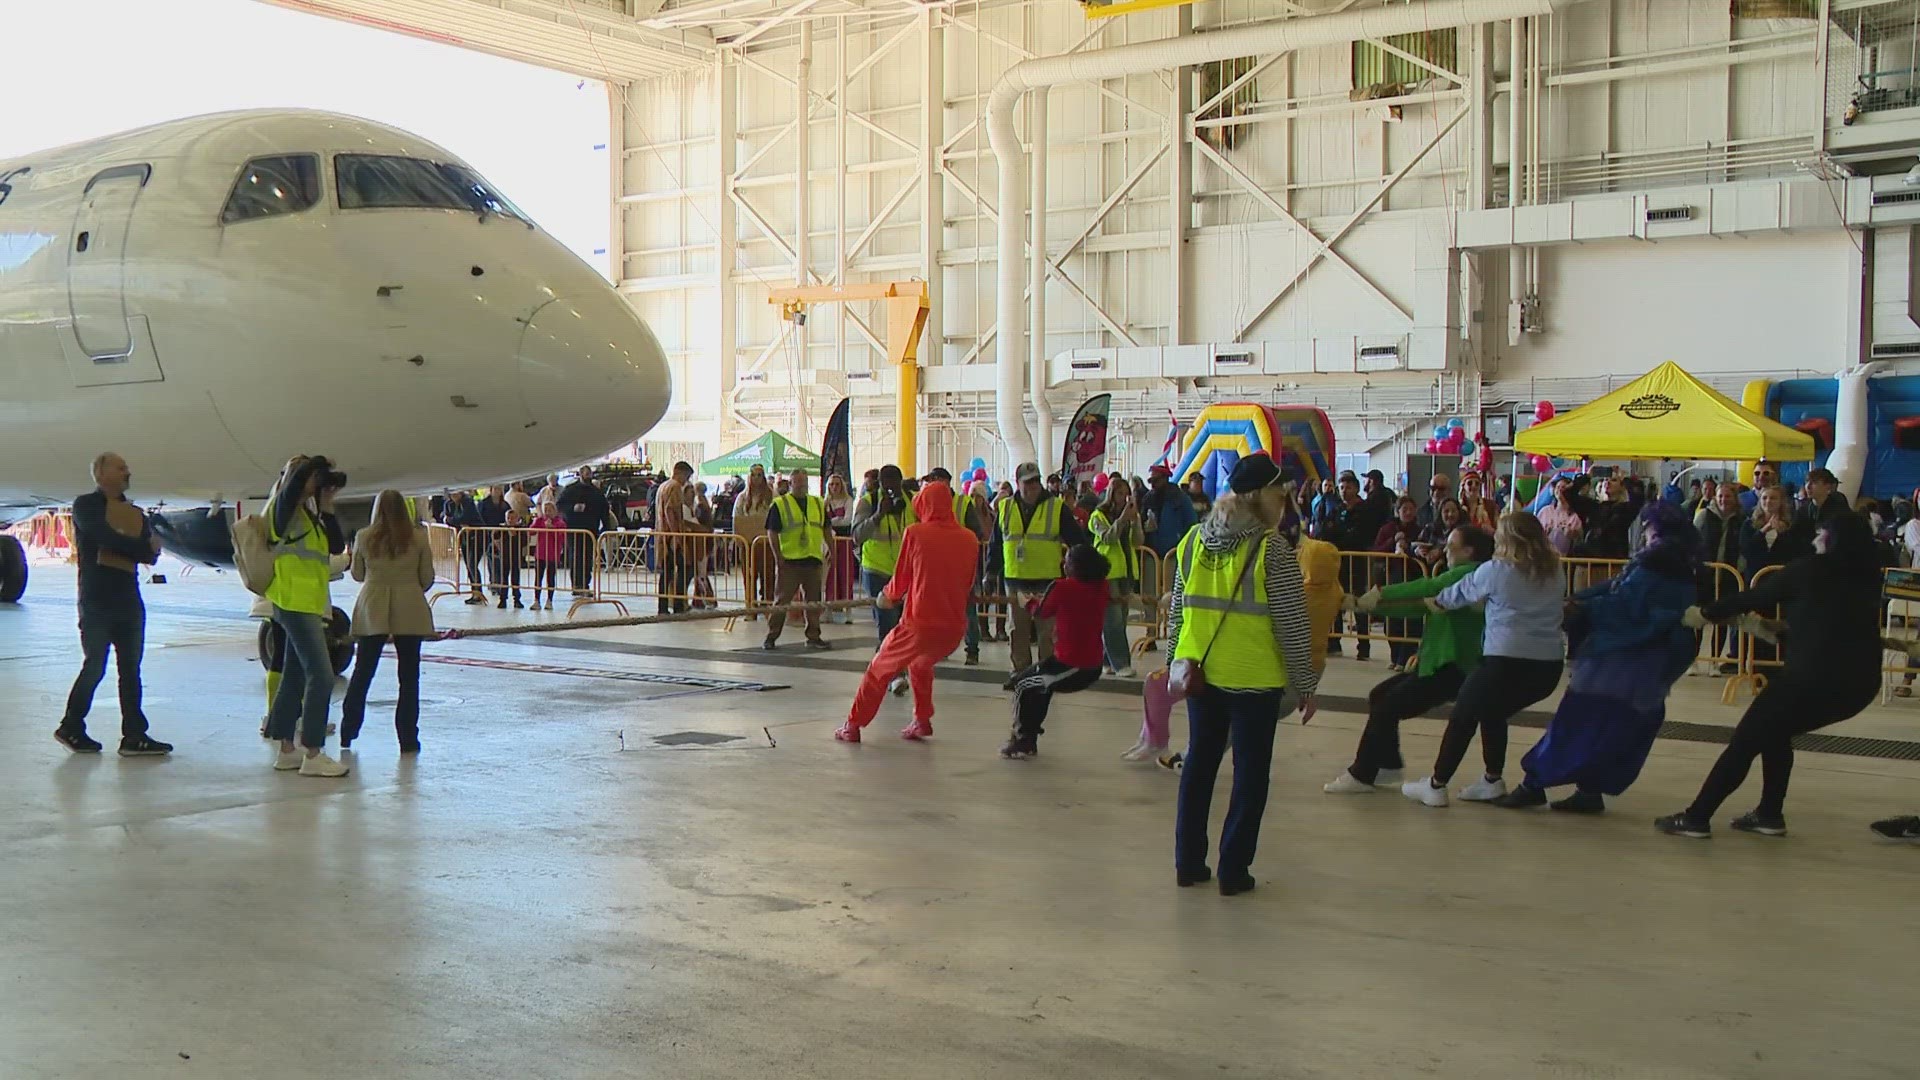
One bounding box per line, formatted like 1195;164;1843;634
341;490;437;753
259;455;351;777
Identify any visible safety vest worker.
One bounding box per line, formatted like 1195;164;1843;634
999;495;1065;582
1171;528;1286;689
855;487;916;575
266;505;333;617
1089;507;1140;583
771;491;828;562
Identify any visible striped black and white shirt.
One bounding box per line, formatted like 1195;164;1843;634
1165;527;1318;698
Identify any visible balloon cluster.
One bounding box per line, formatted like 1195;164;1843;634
967;457;989;484
1521;402;1560;473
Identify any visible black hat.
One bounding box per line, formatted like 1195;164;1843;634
1365;468;1385;482
1228;453;1282;494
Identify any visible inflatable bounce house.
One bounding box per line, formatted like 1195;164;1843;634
1745;374;1920;499
1167;403;1336;498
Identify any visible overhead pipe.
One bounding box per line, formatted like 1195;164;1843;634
1029;89;1053;475
986;0;1585;466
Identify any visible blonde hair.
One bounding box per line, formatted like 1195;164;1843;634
1493;511;1559;579
359;489;417;560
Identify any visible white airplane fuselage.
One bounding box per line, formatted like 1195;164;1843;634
0;109;672;509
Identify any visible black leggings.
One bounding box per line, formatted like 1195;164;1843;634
534;560;561;602
1432;656;1563;783
1685;669;1877;820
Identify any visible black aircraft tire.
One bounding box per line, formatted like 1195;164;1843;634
255;608;353;676
0;534;26;603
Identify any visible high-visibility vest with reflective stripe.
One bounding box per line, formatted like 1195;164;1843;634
265;508;332;616
999;495;1064;580
954;491;977;534
1089;510;1139;582
1172;528;1286;690
772;494;827;561
858;492;916;575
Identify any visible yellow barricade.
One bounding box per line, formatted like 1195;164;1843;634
1335;551;1430;652
1561;557;1627;596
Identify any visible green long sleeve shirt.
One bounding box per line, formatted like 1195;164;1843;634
1372;561;1486;677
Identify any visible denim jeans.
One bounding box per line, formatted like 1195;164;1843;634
861;568;900;643
266;607;334;750
1101;581;1133;671
341;635;424;748
1175;686;1286;882
60;599;149;740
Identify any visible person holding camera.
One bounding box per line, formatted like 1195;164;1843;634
54;452;173;756
263;455;351;777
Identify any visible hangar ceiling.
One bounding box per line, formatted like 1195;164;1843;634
257;0;964;80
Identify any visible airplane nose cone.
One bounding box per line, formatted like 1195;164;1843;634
518;292;672;456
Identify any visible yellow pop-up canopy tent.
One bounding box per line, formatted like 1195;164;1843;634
1514;361;1816;462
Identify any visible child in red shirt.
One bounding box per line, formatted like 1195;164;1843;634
1001;544;1110;759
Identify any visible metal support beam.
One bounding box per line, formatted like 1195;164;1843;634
716;54;739;448
1169;4;1192;347
922;8;945;370
1232;101;1470;341
607;84;628;285
794;21;812;436
1467;22;1493;211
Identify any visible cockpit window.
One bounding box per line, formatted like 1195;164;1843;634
335;154;530;223
220;155;320;225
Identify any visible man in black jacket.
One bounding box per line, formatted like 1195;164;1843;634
559;466;617;595
56;453;172;755
1796;467;1851;527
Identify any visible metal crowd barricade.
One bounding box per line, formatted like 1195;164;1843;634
432;526;601;614
1336;551;1430;654
593;529;753;618
1879;567;1920;702
1691;562;1747;697
1729;563;1784;702
423;524;462;599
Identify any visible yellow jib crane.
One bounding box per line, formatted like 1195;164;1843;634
766;280;930;475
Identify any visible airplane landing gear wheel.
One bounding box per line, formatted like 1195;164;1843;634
0;534;26;604
255;607;355;676
327;606;353;676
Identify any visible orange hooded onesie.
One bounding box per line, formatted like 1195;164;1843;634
843;481;980;734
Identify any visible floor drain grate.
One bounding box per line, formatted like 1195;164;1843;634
653;731;745;746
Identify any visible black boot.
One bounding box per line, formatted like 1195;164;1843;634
1550;791;1606;813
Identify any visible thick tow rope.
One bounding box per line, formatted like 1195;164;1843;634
440;598;878;639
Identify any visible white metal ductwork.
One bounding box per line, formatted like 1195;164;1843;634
986;0;1586;467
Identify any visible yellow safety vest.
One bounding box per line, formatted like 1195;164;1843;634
1089;510;1139;582
772;494;827;562
858;491;916;575
953;490;976;534
1172;528;1285;690
999;495;1064;581
265;508;332;616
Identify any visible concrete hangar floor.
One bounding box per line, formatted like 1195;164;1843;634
1;563;1917;1079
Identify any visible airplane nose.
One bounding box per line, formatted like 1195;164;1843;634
518;292;672;455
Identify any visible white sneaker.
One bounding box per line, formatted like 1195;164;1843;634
1376;768;1404;787
1122;742;1166;762
1456;776;1508;802
298;752;351;778
272;749;304;771
1113;667;1136;679
1120;739;1147;760
1402;778;1449;807
889;676;909;696
1323;771;1376;794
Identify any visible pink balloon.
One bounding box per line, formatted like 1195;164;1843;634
1091;473;1110;493
1535;400;1556;421
972;467;988;481
1425;439;1440;454
1530;454;1552;473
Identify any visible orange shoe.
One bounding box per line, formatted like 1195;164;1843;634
900;719;933;741
833;723;862;743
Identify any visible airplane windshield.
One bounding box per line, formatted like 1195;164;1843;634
335;154;530;223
